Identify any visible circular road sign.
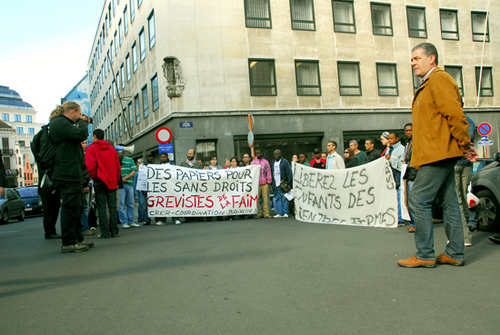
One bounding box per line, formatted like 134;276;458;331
247;131;254;147
155;127;173;144
478;122;492;137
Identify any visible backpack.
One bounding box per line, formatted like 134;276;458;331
31;124;56;172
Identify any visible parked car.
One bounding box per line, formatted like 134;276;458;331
471;153;500;231
0;188;26;224
16;186;43;216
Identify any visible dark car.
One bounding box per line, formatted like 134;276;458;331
16;186;43;216
0;188;26;224
470;153;500;231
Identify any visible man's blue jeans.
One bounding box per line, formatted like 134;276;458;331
137;191;147;221
409;158;464;261
274;187;289;216
119;184;135;225
406;180;415;227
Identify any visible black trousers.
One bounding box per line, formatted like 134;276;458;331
41;192;61;237
94;183;119;238
55;181;84;246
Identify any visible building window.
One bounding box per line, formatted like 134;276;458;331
109;87;113;106
440;9;459;40
290;0;315;31
130;0;136;22
248;59;277;96
16;127;23;134
28;127;35;135
135;94;141;124
112;80;117;100
371;3;393;36
142;85;149;118
128;101;134;129
123;6;129;35
476;67;493;97
138;0;143;7
139;28;146;62
244;0;272;28
148;11;156;49
116;71;121;94
19;141;25;147
126;54;131;81
151;74;159;110
118;19;123;45
376;63;398;96
1;114;8;121
337;61;361;96
472;12;489;42
444;66;464;96
118;114;122;136
25;115;32;123
407;6;427;38
114;32;118;55
196;140;218;165
295;60;321;96
120;64;125;89
332;0;356;33
110;42;114;63
14;114;21;122
132;42;138;72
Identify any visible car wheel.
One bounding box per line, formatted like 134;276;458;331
18;208;25;222
476;190;500;232
1;209;9;224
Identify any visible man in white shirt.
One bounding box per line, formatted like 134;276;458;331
326;141;345;170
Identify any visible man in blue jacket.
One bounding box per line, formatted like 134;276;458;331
271;149;293;218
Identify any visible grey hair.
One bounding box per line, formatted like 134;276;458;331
349;140;358;146
412;42;438;66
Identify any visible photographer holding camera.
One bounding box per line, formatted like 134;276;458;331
49;101;93;253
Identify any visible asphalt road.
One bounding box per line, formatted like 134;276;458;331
1;214;499;335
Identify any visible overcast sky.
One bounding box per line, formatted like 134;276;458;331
0;0;105;123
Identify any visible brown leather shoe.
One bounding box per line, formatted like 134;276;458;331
408;226;415;233
397;256;436;268
436;253;464;266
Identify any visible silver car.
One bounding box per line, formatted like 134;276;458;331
471;153;500;231
0;188;26;224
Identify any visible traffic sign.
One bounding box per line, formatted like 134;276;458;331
155;127;172;144
247;131;254;147
478;140;493;146
478;122;492;136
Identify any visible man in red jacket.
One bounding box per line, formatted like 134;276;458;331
85;129;121;238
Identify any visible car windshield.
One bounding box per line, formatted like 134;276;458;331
17;188;39;197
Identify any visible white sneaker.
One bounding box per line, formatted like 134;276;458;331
283;214;289;218
90;227;96;231
156;222;166;226
130;223;141;227
273;214;282;218
175;220;181;225
122;224;130;229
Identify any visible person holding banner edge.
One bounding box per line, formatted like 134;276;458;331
397;42;475;268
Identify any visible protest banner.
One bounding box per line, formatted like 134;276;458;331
146;164;260;217
293;158;398;228
136;164;148;191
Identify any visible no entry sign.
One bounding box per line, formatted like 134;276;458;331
477;122;492;137
155;127;172;144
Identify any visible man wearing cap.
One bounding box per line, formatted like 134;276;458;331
309;149;326;169
117;146;139;229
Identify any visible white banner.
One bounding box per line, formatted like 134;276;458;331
136;164;148;191
146;164;260;217
293;158;398;228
